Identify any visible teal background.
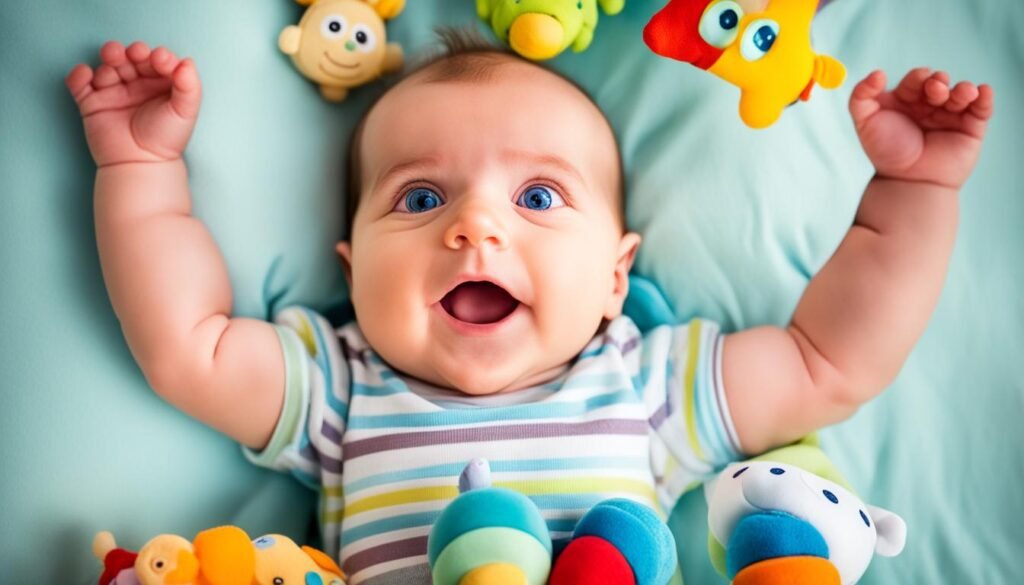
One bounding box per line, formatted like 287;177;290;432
1;0;1021;582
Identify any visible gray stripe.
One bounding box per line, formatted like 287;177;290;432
648;402;669;430
322;419;343;443
620;335;641;355
301;438;343;474
343;419;649;462
344;535;429;577
355;561;433;585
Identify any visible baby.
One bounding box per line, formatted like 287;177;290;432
67;31;992;585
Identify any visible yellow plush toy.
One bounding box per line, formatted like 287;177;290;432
279;0;405;102
94;527;345;585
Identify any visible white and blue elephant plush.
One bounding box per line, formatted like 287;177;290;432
705;442;907;585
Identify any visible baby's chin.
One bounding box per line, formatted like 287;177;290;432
423;351;569;396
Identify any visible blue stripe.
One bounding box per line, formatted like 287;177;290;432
529;493;605;510
694;328;732;464
351;382;408;397
345;456;651;494
346;389;639;430
340;512;583;548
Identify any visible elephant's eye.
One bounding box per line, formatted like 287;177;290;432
732;466;749;478
860;509;871;527
822;489;839;504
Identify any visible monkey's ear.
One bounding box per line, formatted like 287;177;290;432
278;25;303;56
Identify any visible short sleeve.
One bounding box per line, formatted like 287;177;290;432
642;318;742;508
243;306;350;491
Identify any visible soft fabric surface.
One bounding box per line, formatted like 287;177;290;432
1;0;1021;582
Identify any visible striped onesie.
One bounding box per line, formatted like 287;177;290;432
246;307;742;584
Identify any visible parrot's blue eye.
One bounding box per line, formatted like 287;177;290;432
823;490;839;504
699;1;744;49
402;188;444;213
517;185;564;210
740;19;780;61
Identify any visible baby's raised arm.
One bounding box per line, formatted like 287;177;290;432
723;69;994;454
66;41;284;449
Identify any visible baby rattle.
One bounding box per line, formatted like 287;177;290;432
279;0;405;102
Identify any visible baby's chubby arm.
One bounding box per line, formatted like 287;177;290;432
724;69;994;454
66;42;283;449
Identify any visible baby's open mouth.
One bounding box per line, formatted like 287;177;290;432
440;281;520;325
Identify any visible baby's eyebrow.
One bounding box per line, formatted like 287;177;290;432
501;149;586;187
372;157;441;191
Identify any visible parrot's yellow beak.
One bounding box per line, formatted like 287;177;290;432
164;550;199;585
509;13;564;61
459;562;528;585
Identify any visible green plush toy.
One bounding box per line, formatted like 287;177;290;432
477;0;626;61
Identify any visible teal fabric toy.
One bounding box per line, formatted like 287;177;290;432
705;441;907;585
476;0;626;61
427;459;678;585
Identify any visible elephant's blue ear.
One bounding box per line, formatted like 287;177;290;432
623;274;676;333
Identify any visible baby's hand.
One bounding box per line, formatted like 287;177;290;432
849;68;994;189
65;41;201;167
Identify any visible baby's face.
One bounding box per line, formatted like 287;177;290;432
338;60;640;395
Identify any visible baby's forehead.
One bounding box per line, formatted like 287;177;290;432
359;58;622;198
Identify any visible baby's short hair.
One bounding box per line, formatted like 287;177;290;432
343;27;625;239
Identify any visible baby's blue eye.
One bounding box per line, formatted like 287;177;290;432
402;188;444;213
517;185;564;211
823;489;839;504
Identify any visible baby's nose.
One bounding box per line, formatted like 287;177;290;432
443;202;509;251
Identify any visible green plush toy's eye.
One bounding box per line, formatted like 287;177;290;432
321;15;347;41
740;19;779;61
699;1;744;49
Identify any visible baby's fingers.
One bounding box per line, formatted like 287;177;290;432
893;67;932;104
150;47;181;77
169;58;201;119
944;82;979;114
65;63;95;104
849;70;886;128
924;73;951;107
961;83;995;139
969;84;995;121
126;41;158;77
100;41;137;83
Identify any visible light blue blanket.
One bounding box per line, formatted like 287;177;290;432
1;0;1020;582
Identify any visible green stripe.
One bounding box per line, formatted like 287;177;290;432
683;320;706;462
244;326;306;466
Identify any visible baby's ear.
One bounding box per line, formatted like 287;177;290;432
603;232;642;319
336;242;353;287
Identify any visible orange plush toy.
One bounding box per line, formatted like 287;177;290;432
94;527;345;585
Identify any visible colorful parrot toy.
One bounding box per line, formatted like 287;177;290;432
644;0;846;128
477;0;626;61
